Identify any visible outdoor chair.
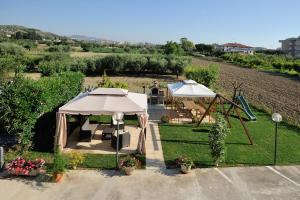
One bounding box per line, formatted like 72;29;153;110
111;116;125;130
79;118;98;142
111;131;131;150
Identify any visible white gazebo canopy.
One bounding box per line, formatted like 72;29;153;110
59;88;147;115
55;88;148;154
167;80;216;98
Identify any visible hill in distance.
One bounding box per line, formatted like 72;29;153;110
0;25;66;40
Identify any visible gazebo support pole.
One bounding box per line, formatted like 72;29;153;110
196;95;218;127
116;121;120;169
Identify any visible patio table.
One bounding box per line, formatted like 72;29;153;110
182;100;206;116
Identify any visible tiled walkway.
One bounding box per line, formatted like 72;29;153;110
146;105;166;170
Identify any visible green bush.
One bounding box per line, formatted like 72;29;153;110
70;58;88;73
0;42;25;56
0;72;84;152
97;74;128;89
52;148;67;174
209;114;230;166
0;42;26;78
47;45;70;52
65;150;85;169
101;54;125;73
184;64;219;87
39;60;71;76
160;115;170;123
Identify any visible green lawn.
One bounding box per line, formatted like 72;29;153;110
159;109;300;168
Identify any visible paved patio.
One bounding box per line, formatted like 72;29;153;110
64;125;140;154
1;166;299;200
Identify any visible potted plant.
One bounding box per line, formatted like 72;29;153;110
176;156;194;174
160;115;170;123
66;151;85;170
119;156;136;175
52;149;66;182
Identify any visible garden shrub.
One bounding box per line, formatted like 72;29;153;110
184;64;219;87
47;45;70;52
70;58;88;73
0;42;26;79
39;60;70;76
0;42;25;56
97;74;128;89
52;147;67;174
160;115;170;123
66;150;85;169
0;72;84;152
208;114;230;166
101;54;126;73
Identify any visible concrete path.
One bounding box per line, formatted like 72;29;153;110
1;166;300;200
145;121;165;170
146;104;166;170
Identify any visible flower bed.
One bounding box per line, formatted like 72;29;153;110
5;157;45;176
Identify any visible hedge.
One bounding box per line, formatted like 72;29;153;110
0;72;84;152
38;54;191;76
184;64;219;87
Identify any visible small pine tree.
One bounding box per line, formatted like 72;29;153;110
209;114;230;166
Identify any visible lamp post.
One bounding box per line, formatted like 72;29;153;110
113;112;124;169
0;146;4;171
272;113;282;165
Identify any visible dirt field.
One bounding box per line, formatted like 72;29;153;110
23;57;300;124
192;57;300;124
84;74;178;93
70;51;112;58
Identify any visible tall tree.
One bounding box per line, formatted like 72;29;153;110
180;37;195;53
164;41;183;55
195;43;213;55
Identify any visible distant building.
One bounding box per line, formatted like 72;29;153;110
279;36;300;58
223;43;254;54
213;43;254;54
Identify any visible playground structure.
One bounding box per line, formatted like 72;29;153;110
196;81;256;145
228;81;257;121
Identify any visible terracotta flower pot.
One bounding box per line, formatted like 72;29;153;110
122;166;135;175
180;165;192;174
53;173;64;182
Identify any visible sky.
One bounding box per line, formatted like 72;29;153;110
0;0;299;49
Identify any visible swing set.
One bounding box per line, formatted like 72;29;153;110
196;86;254;145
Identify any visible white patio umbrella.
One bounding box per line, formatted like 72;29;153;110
167;80;216;98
